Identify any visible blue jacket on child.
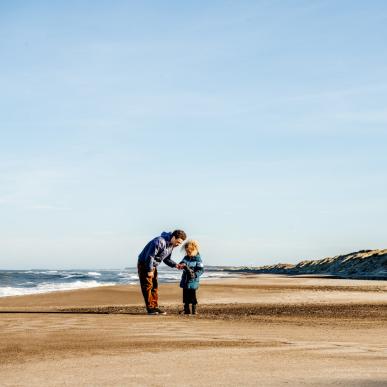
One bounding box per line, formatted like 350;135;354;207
179;254;204;290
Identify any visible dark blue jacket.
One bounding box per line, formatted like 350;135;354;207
179;254;204;290
138;232;178;272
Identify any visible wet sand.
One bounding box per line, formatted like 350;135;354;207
0;275;386;386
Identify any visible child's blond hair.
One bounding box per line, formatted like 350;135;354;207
182;240;200;256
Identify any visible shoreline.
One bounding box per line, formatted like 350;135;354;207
1;274;386;310
1;272;386;300
0;269;387;300
0;269;242;299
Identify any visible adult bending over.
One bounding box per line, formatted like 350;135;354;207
137;230;186;315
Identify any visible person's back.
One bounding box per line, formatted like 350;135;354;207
138;232;177;272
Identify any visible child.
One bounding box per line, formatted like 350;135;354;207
179;240;204;315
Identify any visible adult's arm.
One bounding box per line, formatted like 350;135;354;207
163;254;178;268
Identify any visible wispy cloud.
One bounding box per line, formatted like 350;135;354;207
283;83;387;103
335;109;387;124
0;163;77;211
27;204;71;211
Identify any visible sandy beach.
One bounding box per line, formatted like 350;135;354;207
1;274;386;386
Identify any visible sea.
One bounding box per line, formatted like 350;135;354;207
0;267;238;298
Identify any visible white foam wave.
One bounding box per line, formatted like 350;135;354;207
87;272;101;276
0;280;115;298
24;270;59;275
63;274;85;279
118;272;139;280
204;273;229;277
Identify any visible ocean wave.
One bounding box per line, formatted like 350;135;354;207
118;273;139;280
0;268;240;298
204;272;233;277
23;270;60;275
0;280;116;298
63;274;89;279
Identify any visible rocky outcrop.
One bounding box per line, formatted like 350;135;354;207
227;249;387;279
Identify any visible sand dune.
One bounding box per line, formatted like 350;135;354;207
225;249;387;279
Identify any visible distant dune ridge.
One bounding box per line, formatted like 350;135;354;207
226;249;387;279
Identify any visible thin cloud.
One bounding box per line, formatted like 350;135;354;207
28;204;71;211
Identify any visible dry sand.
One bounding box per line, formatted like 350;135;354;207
0;275;386;386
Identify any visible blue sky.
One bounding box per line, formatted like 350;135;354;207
1;1;387;269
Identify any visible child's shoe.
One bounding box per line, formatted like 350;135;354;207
184;304;190;314
192;304;197;315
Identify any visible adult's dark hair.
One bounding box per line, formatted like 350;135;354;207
171;230;187;240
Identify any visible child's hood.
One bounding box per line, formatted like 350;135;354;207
185;253;201;260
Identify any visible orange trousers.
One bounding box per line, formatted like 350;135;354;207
137;263;158;309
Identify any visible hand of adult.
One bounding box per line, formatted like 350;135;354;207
176;263;185;270
147;271;154;278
